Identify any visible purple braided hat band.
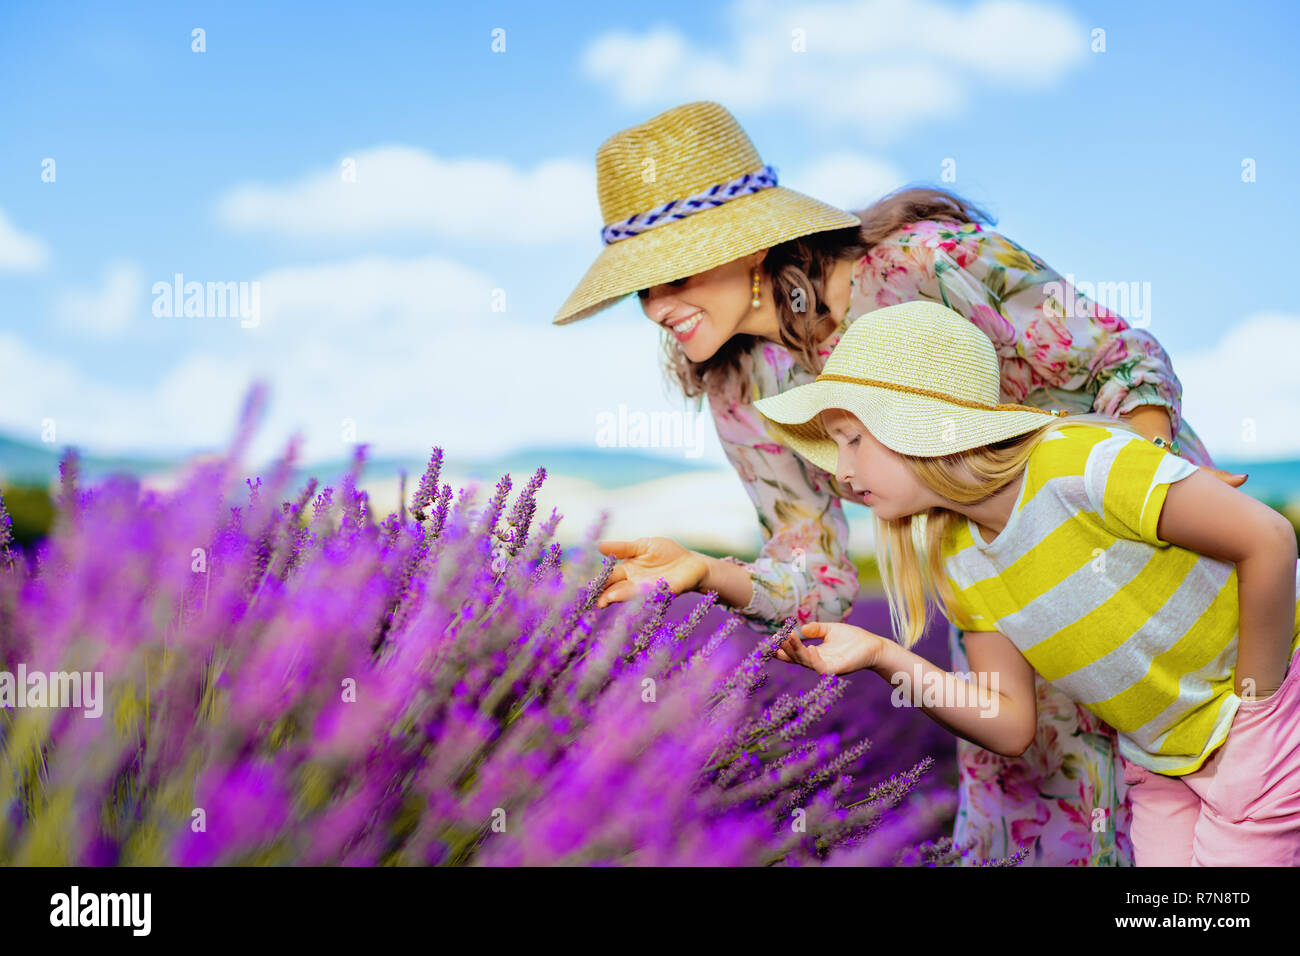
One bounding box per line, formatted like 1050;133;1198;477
600;164;778;244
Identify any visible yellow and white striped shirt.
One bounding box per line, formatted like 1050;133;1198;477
941;422;1300;775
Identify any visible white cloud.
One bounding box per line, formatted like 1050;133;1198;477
0;331;145;451
211;142;901;244
1;253;730;473
215;145;599;242
1175;312;1300;462
0;208;51;272
580;0;1088;140
783;152;907;211
51;261;144;335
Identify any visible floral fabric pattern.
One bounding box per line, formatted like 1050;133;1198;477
707;218;1217;865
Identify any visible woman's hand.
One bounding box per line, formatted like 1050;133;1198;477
1200;465;1248;488
594;537;710;609
1119;406;1247;487
774;621;886;676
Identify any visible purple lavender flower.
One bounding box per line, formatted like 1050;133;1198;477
0;382;958;867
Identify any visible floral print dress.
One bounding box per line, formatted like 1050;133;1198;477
708;218;1218;866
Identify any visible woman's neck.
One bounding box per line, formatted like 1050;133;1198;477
754;311;842;345
753;255;856;344
823;255;856;322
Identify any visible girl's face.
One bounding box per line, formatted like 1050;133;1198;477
637;251;769;361
820;407;930;520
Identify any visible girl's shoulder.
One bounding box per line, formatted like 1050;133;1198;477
1033;420;1132;463
1032;420;1202;534
1045;419;1182;458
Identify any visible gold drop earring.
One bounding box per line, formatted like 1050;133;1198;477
751;268;761;308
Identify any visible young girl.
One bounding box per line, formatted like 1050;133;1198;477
754;299;1300;866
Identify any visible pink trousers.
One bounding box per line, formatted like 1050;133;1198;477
1121;645;1300;866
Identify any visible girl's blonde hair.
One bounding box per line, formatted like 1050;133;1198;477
847;409;1151;649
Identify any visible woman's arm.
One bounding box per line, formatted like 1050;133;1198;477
1155;468;1298;698
877;223;1188;440
879;225;1243;482
990;232;1188;436
705;389;860;635
697;553;754;612
1117;404;1173;444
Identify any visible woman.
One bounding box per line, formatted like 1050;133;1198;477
553;100;1248;866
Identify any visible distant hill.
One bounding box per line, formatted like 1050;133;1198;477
1211;455;1300;505
0;434;716;492
442;445;715;489
3;430;1296;503
0;434;178;485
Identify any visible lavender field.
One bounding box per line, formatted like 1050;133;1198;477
0;384;993;867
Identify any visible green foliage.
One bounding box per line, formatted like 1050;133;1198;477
0;483;54;548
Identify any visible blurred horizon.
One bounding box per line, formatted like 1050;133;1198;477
3;389;1299;562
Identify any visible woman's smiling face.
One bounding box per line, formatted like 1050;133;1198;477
637;252;767;361
819;407;928;520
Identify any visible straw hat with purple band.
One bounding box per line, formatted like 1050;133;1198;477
753;300;1070;471
553;100;863;326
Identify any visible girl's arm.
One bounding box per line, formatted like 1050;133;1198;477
868;627;1038;757
780;622;1038;757
1155;467;1298;698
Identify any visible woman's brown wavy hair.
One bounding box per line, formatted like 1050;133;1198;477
662;186;995;409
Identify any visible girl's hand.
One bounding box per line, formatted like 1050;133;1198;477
774;622;886;676
594;537;710;609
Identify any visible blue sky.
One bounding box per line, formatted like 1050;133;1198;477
2;0;1298;470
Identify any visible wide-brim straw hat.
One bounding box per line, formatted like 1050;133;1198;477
553;100;863;326
753;300;1068;471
